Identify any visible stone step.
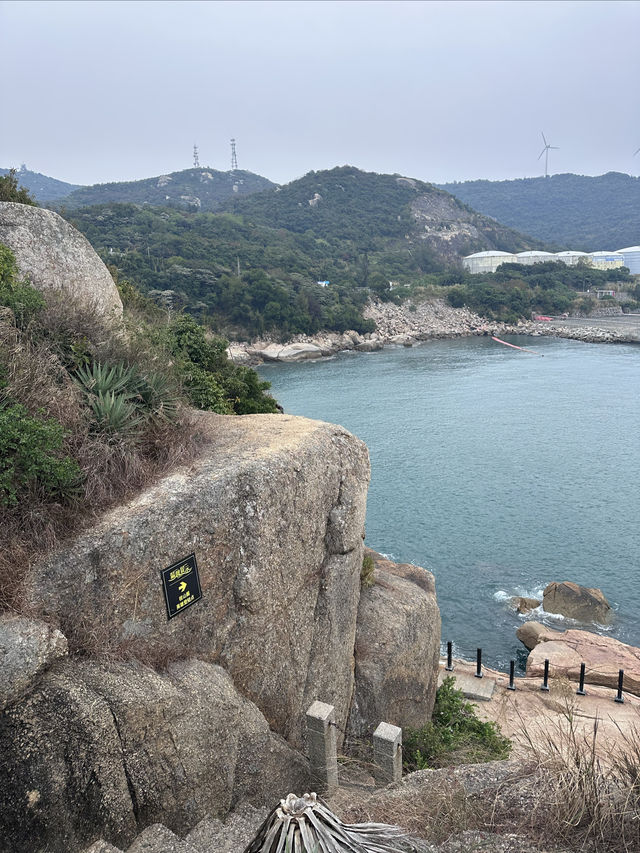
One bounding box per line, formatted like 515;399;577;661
438;668;496;701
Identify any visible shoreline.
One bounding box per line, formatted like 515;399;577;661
228;299;640;364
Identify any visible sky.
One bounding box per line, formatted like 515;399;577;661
1;0;639;188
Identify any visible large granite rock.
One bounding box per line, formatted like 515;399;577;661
0;659;309;853
542;581;612;624
0;615;68;710
0;202;122;322
248;342;329;362
347;549;440;739
28;413;369;748
516;621;552;651
525;627;640;696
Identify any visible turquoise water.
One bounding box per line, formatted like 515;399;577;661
259;336;640;670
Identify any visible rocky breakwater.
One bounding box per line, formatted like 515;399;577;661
510;318;638;344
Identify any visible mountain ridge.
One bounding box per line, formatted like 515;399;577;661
439;172;640;251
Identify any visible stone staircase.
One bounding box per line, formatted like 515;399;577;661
83;804;268;853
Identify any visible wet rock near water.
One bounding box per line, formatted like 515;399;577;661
542;580;612;624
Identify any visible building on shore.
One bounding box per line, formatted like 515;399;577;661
463;248;630;274
588;252;625;271
615;247;640;275
462;250;518;274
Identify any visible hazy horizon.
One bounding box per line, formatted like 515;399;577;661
1;0;639;187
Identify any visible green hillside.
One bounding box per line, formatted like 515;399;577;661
0;166;83;201
66;167;538;339
439;172;640;251
61;168;274;212
221;165;534;259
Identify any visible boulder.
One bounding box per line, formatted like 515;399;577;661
347;549;441;739
0;659;309;853
510;596;541;615
355;340;384;352
28;413;370;749
525;628;640;696
186;804;267;852
516;621;553;651
249;342;325;361
0;615;68;710
82;843;124;853
542;581;612;624
0;202;123;322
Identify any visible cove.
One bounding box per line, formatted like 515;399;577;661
259;335;640;669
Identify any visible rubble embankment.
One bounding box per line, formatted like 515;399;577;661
227;300;639;364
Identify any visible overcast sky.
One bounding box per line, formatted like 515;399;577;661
1;0;639;187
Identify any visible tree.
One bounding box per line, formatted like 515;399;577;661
0;169;37;205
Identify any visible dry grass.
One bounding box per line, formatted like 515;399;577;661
0;299;205;616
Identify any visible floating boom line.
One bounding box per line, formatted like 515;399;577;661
491;336;543;356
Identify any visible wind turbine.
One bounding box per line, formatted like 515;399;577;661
538;132;559;178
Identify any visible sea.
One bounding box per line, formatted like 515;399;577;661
259;335;640;671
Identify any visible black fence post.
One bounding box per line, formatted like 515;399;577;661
541;658;550;692
576;662;586;696
475;648;483;679
507;660;516;691
614;669;625;704
445;641;454;671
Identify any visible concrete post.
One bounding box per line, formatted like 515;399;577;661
373;721;402;786
306;700;338;795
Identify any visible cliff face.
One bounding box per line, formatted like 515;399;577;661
28;412;370;748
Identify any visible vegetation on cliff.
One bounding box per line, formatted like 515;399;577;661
403;677;511;770
0;243;278;608
0;169;38;206
440;172;640;251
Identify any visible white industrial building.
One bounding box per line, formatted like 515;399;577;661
588;251;625;270
462;251;518;274
516;251;557;265
554;250;589;266
615;246;640;275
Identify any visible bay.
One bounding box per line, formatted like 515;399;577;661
259;336;640;669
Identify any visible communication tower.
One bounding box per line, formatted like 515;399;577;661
230;138;238;171
193;144;200;168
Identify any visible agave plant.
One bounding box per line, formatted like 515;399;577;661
87;391;143;440
130;369;180;423
74;361;138;397
243;792;416;853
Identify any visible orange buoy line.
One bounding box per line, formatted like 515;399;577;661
491;336;543;356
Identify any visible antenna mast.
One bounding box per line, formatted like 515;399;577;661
230;138;238;171
193;144;200;168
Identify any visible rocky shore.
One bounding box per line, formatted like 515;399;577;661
228;299;638;364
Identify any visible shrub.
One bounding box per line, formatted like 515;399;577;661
0;402;82;507
403;676;511;770
360;553;375;589
0;243;45;328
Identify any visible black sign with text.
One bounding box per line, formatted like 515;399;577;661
161;553;202;619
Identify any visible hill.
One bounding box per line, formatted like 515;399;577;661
221;165;535;261
439;172;640;251
0;166;83;201
60;167;275;211
66;167;538;339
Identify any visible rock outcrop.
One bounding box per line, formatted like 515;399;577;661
0;202;123;322
516;621;550;651
510;596;541;615
0;615;68;710
523;627;640;697
542;581;612;624
0;658;309;853
348;549;441;739
28;413;370;749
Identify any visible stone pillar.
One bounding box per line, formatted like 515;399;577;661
306;700;338;795
373;721;402;786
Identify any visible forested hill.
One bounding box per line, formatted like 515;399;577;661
439;172;640;251
0;167;83;201
221;165;535;259
66;166;538;341
60;168;275;212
